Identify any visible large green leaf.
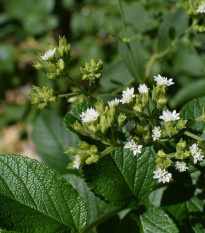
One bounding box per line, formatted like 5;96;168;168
118;38;145;82
33;110;78;174
83;147;156;207
157;8;188;52
0;154;87;232
180;96;205;135
171;80;205;108
135;206;179;233
64;173;114;226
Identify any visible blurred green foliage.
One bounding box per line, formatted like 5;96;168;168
0;0;204;130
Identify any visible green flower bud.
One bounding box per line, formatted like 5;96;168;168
90;145;98;154
176;120;187;130
157;150;166;158
78;141;90;150
118;113;126;126
80;58;103;82
85;154;99;165
157;97;167;109
29;86;58;109
72;121;89;136
66;147;79;154
163;159;172;168
177;139;186;152
133;104;142;113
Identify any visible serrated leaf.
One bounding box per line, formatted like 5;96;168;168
118;38;145;82
32;110;78;174
83;147;156;207
64;173;114;226
0;154;87;232
136;206;179;233
180;96;205;134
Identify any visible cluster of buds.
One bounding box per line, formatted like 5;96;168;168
71;101;126;145
29;86;57;109
34;36;71;80
184;0;205;33
67;141;100;169
80;59;103;82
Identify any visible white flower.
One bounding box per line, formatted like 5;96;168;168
108;98;120;107
197;2;205;13
152;126;161;141
138;84;149;94
125;120;136;132
159;110;180;122
41;48;56;60
80;108;99;123
154;74;174;86
124;139;142;155
68;96;78;103
121;87;135;104
73;155;81;169
175;161;188;172
190;143;204;164
153;168;172;183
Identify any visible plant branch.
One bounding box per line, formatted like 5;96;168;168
81;206;124;233
184;131;205;142
118;0;143;83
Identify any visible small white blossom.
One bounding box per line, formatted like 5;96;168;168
80;108;99;123
159;110;180;122
124;139;142;155
153;168;172;183
41;48;56;60
197;2;205;13
125;120;136;132
73;155;81;169
121;87;135;104
68;96;78;103
190;143;204;164
108;98;120;107
138;84;149;94
154;74;174;86
152;126;161;141
175;161;188;172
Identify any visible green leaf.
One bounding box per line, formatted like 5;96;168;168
83;147;156;207
135;206;179;233
64;173;114;225
118;38;145;82
0;154;87;232
180;96;205;134
157;8;188;52
171;80;205;108
32;110;78;174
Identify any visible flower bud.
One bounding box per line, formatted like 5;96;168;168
118;113;126;126
85;154;99;165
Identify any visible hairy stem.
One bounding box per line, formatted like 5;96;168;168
81;207;124;233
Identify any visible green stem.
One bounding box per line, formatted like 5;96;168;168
58;92;81;99
184;131;204;142
118;0;143;83
81;207;124;233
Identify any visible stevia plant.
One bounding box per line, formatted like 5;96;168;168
1;1;205;233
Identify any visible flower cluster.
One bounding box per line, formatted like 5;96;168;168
197;2;205;13
34;36;71;80
190;143;204;164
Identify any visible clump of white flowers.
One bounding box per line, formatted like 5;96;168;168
175;161;188;172
153;168;172;183
108;98;120;107
154;74;174;86
124;139;142;155
121;87;135;104
138;84;149;94
80;108;99;123
159;110;180;122
197;2;205;13
41;48;56;60
152;126;161;141
190;143;204;164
